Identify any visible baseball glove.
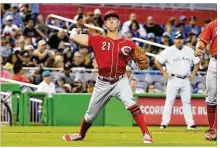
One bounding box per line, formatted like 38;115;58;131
133;47;149;70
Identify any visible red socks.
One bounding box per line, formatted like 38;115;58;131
79;119;92;136
129;104;149;135
207;105;217;129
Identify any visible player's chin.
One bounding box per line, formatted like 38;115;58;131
108;27;117;32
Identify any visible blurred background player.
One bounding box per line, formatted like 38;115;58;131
154;31;200;130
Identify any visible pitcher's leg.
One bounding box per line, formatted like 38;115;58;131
206;59;217;130
114;77;153;143
205;59;217;141
62;78;114;141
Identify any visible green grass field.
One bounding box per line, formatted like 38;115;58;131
1;126;217;146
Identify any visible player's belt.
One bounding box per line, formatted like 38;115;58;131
171;74;187;79
212;55;217;60
98;75;124;84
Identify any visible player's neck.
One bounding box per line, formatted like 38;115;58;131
107;31;121;40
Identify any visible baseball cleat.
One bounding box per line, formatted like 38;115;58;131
62;133;85;141
187;125;199;130
160;125;167;129
204;129;217;141
143;132;153;143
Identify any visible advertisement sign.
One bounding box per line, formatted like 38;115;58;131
138;97;208;125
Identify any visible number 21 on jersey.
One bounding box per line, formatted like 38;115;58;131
102;42;111;51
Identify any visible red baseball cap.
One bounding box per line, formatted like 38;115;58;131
104;10;119;21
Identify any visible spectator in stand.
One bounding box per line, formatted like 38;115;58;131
48;30;69;50
0;55;12;81
70;15;88;34
63;48;73;69
44;56;55;67
130;79;145;93
4;51;22;69
1;42;12;59
121;13;147;38
185;16;201;36
71;51;85;68
35;14;48;38
85;11;98;35
30;69;43;85
83;80;96;93
93;9;104;28
55;77;66;93
37;70;56;98
33;40;49;64
19;50;31;66
72;78;84;93
12;63;30;83
160;32;172;47
20;4;31;25
129;20;141;39
3;4;23;26
146;84;156;93
1;4;11;15
79;46;92;68
2;15;19;35
179;15;188;36
144;16;164;37
54;50;64;68
145;33;159;54
63;83;72;93
29;4;39;21
73;7;85;21
185;32;197;50
23;17;38;38
165;17;176;35
63;67;74;85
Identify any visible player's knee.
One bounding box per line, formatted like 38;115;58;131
84;112;97;123
206;89;217;105
124;99;136;109
165;100;175;106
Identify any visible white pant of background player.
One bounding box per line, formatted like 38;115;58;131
161;76;195;128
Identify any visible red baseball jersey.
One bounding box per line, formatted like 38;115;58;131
199;19;217;56
88;35;137;78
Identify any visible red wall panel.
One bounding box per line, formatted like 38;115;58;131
40;4;216;26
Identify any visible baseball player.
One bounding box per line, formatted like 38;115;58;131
154;31;200;129
194;19;217;141
62;10;153;143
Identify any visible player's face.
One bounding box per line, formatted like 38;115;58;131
105;17;120;32
174;39;184;49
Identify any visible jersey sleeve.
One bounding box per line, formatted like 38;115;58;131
156;48;169;64
193;57;200;65
88;35;100;48
199;21;214;45
129;41;138;57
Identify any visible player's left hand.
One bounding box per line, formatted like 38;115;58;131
188;74;196;81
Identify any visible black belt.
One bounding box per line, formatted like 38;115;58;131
171;74;187;79
98;75;124;84
212;55;217;60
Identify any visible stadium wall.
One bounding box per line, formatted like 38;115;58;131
39;4;217;26
21;93;209;126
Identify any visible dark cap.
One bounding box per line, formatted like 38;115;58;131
189;16;197;21
104;10;119;21
176;23;184;28
174;31;184;39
